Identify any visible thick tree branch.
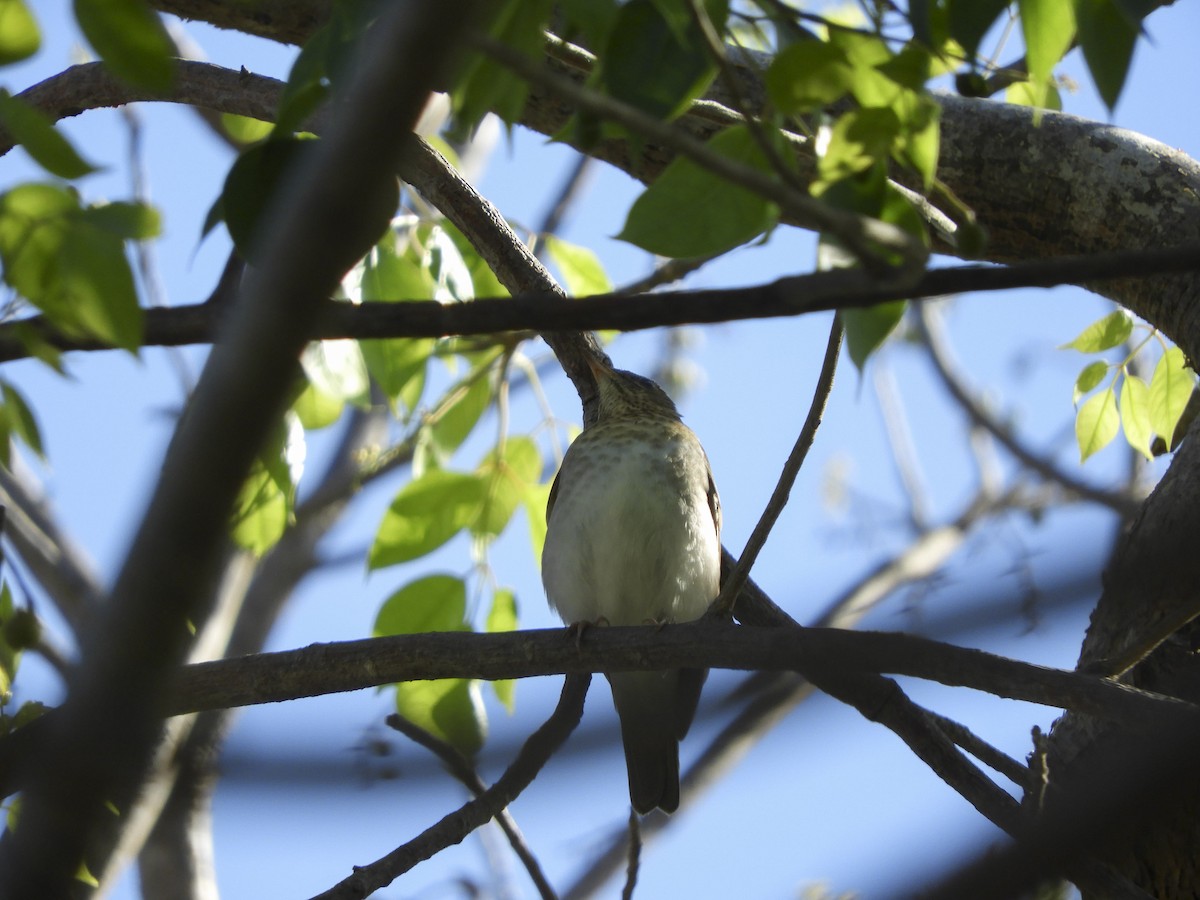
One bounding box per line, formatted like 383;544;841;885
154;624;1199;730
0;245;1197;364
0;3;478;893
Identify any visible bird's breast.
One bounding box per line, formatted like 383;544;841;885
542;424;720;627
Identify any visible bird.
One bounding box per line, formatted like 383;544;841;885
541;356;721;814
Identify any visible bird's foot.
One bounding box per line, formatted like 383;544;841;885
566;617;609;649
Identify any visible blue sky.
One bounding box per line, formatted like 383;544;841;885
4;2;1199;897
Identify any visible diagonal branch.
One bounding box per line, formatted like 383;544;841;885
310;674;590;900
0;2;479;893
386;714;558;900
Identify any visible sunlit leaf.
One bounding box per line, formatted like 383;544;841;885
292;379;343;430
1149;346;1195;448
425;370;493;466
369;470;485;568
474;436;543;539
1017;0;1075;113
220;113;273;145
394;677;486;756
618;124;779;258
1119;373;1153;460
374;573;468;637
487;587;518;711
1075;385;1119;461
542;235;612;297
0;0;38;65
81;200;160;239
1060;309;1132;353
1073;359;1109;404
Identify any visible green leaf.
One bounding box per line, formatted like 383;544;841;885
0;92;96;179
1075;386;1119;462
1060;309;1132;353
220;138;311;260
1074;0;1139;110
1017;0;1075;111
292;379;343;430
523;478;551;565
474;436;543;539
230;417;302;554
72;0;174;92
369;470;486;568
394;677;486;756
542;235;612;297
599;0;721;121
765;40;855;114
220;113;273;145
1149;346;1195;446
56;215;143;351
300;340;369;405
0;584;19;697
363;338;433;411
486;587;518;711
374;573;468;637
1119;373;1153;460
844;301;906;371
816;107;903;184
0;381;42;459
450;0;554;134
1005;78;1063;111
947;0;1011;57
1073;359;1109;404
425;369;493;465
81;201;160;239
0;0;39;65
617;124;780;258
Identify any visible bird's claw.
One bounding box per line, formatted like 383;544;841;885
566;617;609;650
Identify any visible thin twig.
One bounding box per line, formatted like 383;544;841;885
915;303;1142;517
621;811;640;900
714;314;844;617
385;715;558;900
925;710;1028;786
310;674;590;900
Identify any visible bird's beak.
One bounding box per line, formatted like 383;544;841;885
586;356;615;381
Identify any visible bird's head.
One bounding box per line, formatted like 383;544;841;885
588;357;681;423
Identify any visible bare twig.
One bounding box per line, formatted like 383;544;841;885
311;674;590;900
915;303;1142;517
386;715;558;900
714;315;844;616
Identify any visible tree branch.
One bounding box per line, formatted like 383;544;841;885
0;3;479;893
1;245;1198;364
152;624;1200;730
716;314;843;615
311;674;590;900
385;715;558;900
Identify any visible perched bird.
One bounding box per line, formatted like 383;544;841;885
542;357;721;814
